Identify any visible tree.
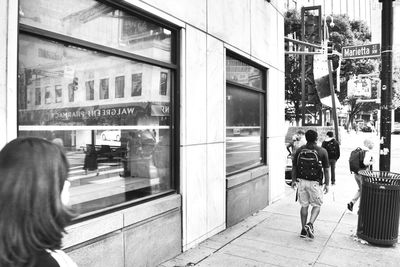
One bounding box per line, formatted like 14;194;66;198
328;15;378;130
284;9;302;125
284;11;378;128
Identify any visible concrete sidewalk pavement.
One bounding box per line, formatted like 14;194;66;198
160;164;400;266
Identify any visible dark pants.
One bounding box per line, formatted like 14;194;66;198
329;159;337;184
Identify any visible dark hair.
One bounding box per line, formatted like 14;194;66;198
326;131;334;138
0;137;74;266
305;129;318;143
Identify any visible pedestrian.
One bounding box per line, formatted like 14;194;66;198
0;137;77;267
347;138;374;212
287;130;306;160
321;131;340;185
291;129;330;239
286;134;298;155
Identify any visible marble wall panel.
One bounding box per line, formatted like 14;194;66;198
226;181;251;227
139;0;206;30
267;69;286;202
276;12;285;72
185;25;207;145
0;0;8;148
206;143;226;233
124;210;181;267
206;36;224;143
208;0;251;53
1;0;18;148
184;144;207;245
68;232;124;267
250;0;275;64
63;213;123;248
249;175;269;212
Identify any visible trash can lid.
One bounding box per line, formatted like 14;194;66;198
358;170;400;186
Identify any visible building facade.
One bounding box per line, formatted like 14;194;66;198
0;0;286;266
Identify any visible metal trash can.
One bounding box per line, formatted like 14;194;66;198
357;170;400;246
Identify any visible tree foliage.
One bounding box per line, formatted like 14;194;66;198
284;10;378;128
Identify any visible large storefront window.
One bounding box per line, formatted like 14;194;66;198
18;0;177;215
226;55;265;174
19;0;173;63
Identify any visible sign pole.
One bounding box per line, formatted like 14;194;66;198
327;60;339;141
379;0;393;171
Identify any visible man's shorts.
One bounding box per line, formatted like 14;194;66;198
297;179;323;207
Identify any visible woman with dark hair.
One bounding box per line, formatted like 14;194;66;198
0;137;77;267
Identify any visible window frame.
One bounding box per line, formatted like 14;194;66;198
226;51;267;177
17;0;181;220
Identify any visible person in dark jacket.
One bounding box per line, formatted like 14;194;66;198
0;137;77;267
321;131;340;185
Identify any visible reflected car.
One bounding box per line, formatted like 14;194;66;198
361;125;372;132
101;130;121;141
392;128;400;135
233;128;241;136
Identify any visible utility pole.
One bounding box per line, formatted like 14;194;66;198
379;0;393;171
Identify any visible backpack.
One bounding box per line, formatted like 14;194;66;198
349;147;366;174
325;139;337;159
297;148;323;182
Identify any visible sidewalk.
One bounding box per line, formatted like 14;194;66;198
160;137;400;266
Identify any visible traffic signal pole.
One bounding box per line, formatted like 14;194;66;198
327;59;339;142
379;0;393;171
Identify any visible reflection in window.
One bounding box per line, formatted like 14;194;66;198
226;55;265;174
99;78;109;99
131;73;142;96
45;86;51;104
19;0;173;63
55;85;62;103
160;72;168;96
115;76;125;98
17;33;174;215
226;56;263;90
86;80;94;100
35;88;41;105
68;77;78;102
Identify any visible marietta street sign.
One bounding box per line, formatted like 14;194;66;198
342;44;381;59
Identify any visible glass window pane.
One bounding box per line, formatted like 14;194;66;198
55;85;62;103
19;0;173;63
159;72;168;96
99;78;109;99
115;76;125;98
35;88;41;105
86;80;94;100
18;34;173;214
226;85;262;174
226;56;263;90
131;73;142;96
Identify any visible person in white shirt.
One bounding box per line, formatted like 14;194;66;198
347;138;374;212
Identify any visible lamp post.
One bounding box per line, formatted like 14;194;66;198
324;15;340;141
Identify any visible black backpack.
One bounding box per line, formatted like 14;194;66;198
349;147;366;174
297;148;323;182
325;139;337;159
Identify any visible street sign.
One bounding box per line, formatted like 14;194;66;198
342;44;380;59
347;77;371;98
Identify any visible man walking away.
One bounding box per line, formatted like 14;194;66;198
322;131;340;185
292;130;330;239
347;139;374;212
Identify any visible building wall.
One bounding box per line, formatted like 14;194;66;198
0;0;286;264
